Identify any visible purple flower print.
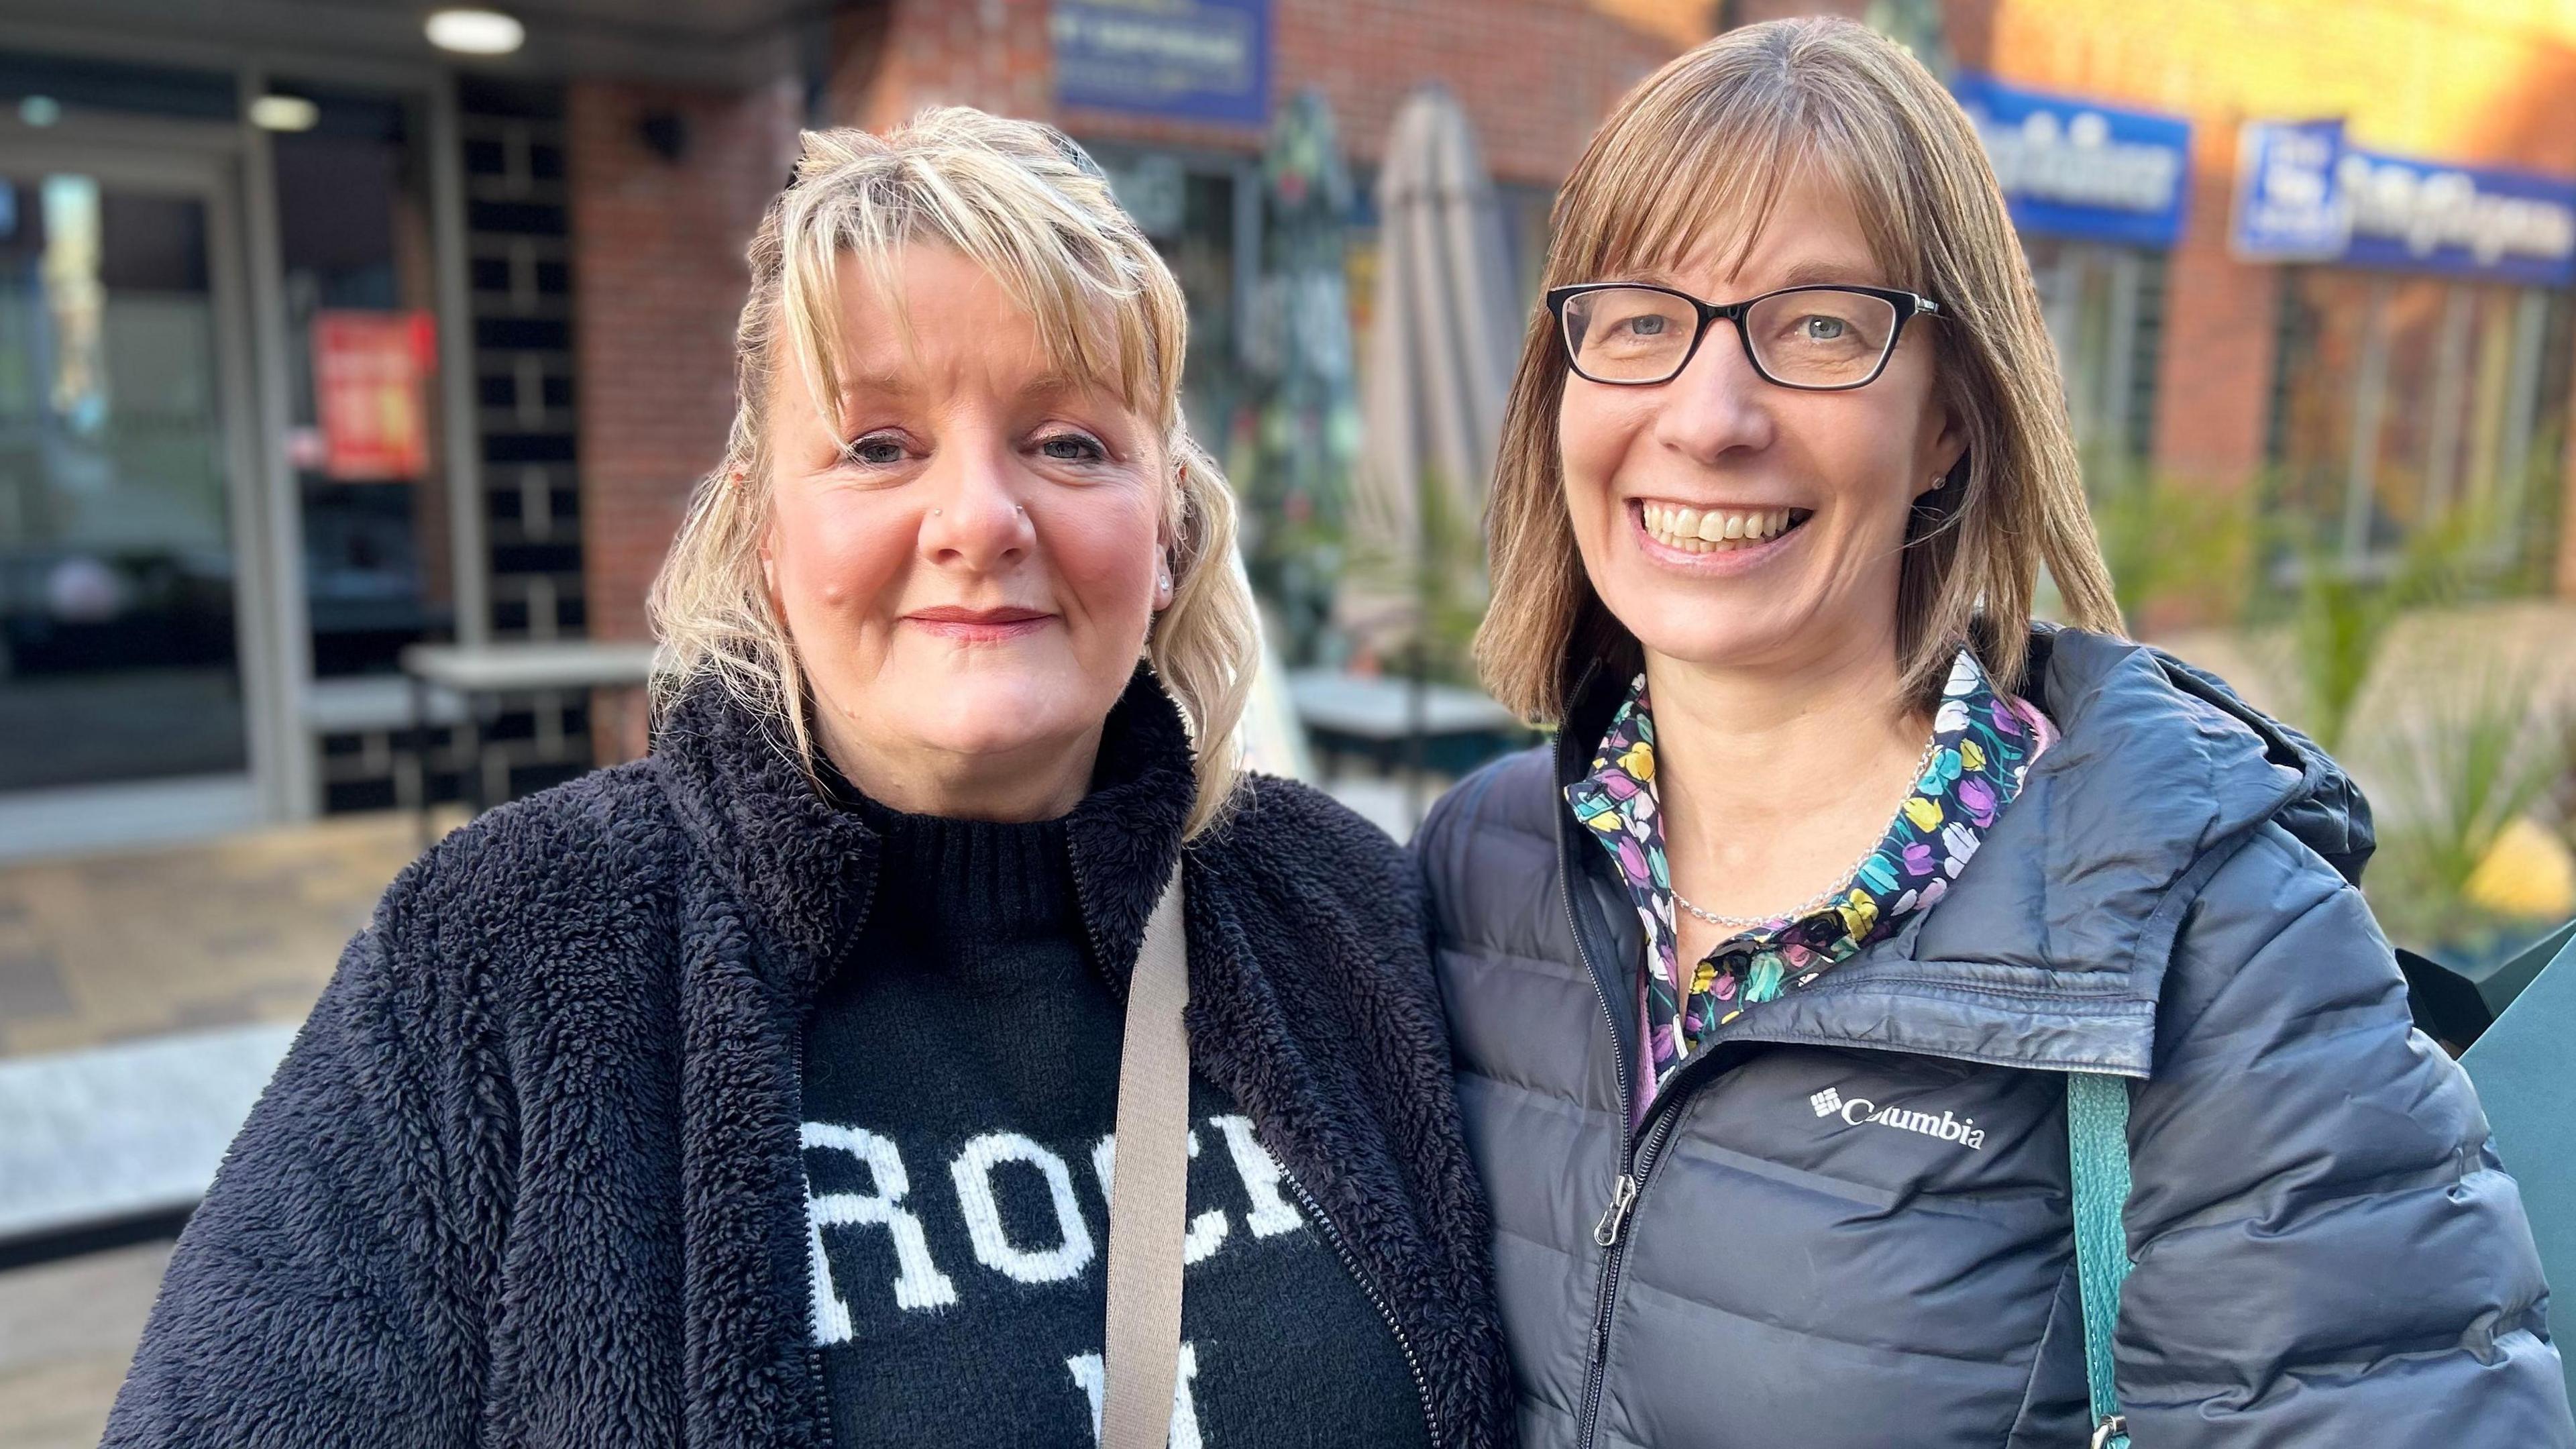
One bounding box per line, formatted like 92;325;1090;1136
1712;973;1739;1001
1957;774;1998;827
1990;697;2023;737
1900;841;1937;877
1616;836;1649;881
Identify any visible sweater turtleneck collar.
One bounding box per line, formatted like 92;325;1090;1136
650;663;1195;1000
818;765;1077;947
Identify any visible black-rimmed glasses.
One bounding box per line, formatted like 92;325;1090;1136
1546;282;1941;390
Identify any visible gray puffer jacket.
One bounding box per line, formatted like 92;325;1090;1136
1419;626;2573;1448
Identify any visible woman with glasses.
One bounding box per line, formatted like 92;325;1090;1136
1418;17;2571;1448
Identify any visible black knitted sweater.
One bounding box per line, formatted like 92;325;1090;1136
800;762;1426;1446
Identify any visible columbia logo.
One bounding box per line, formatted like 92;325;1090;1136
1809;1083;1987;1150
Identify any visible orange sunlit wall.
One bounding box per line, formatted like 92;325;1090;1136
1972;0;2576;594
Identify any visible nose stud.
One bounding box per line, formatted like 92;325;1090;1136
930;508;942;516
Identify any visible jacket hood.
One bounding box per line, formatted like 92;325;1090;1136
1546;626;2376;1077
648;664;1194;1002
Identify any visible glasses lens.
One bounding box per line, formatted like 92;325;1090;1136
1561;286;1699;382
1743;289;1899;387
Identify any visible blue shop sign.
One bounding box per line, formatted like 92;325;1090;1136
2231;119;2351;261
2233;119;2576;286
1054;0;1271;127
1952;74;2191;249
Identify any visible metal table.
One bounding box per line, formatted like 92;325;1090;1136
1285;667;1531;777
399;641;657;841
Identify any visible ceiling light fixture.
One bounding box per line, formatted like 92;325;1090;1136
425;7;525;56
249;94;320;131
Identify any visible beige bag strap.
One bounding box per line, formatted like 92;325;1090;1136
1101;864;1190;1449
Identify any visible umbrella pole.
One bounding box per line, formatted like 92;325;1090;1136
1405;468;1431;831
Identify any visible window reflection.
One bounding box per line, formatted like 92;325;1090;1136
0;172;245;791
272;87;455;676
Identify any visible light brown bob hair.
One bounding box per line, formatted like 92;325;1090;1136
1477;17;2122;722
647;108;1258;835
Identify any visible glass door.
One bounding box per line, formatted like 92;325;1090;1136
0;142;274;849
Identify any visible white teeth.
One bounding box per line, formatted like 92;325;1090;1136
1640;503;1803;551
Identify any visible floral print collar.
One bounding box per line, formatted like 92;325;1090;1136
1563;649;2053;1114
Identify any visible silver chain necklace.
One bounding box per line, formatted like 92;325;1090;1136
1668;731;1943;932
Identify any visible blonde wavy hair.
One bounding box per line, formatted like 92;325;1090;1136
647;107;1258;835
1477;17;2122;722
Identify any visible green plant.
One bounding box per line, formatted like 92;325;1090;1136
2362;665;2566;952
2082;453;2259;633
2282;501;2497;754
1340;466;1487;687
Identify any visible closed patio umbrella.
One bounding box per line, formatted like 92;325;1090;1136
1340;85;1521;667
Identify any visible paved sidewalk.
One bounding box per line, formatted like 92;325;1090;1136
0;1240;169;1448
0;808;455;1061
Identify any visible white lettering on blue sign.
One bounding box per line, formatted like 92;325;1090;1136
1974;106;2182;216
1952;74;2191;248
2233;117;2576;284
2342;154;2576;268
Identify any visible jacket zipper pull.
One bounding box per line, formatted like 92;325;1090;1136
1593;1173;1639;1247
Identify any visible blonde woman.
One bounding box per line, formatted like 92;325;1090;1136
1419;19;2570;1448
109;111;1510;1448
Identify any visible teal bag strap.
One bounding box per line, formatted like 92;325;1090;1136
2068;1072;2135;1449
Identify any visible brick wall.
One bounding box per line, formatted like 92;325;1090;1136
2148;162;2279;490
1985;0;2576;578
566;76;798;761
830;0;1054;132
1065;0;1700;186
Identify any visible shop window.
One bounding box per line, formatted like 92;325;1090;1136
271;85;456;676
0;172;246;791
2025;236;2165;468
2269;268;2571;581
1090;146;1250;447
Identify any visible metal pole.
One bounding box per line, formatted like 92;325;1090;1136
428;70;491;647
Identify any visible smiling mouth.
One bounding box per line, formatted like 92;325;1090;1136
903;607;1055;641
1636;501;1813;553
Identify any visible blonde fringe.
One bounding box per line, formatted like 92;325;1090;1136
646;107;1256;835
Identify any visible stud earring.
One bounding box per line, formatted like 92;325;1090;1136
930;507;942;517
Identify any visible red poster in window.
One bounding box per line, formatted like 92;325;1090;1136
313;310;434;481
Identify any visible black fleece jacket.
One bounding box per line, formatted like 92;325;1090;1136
105;669;1514;1448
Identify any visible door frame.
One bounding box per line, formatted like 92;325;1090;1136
0;115;303;859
